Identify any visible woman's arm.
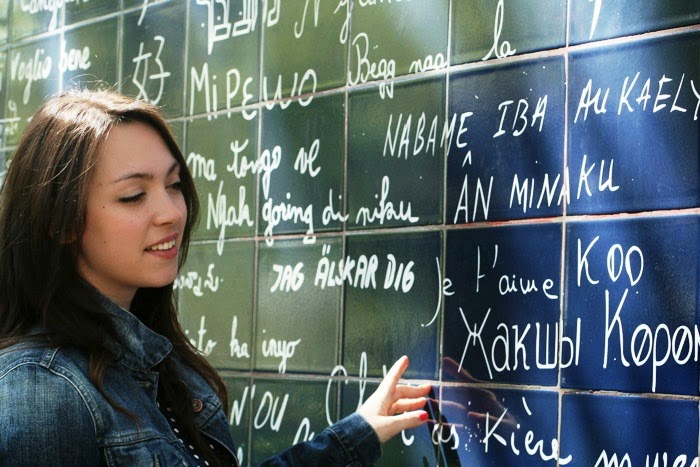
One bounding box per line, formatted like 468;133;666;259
257;356;431;467
357;355;432;443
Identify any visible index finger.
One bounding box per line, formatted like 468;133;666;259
379;355;410;393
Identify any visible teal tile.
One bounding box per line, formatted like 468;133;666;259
121;0;186;117
0;1;8;43
185;111;257;243
249;377;338;465
262;0;346;96
188;0;260;116
348;76;445;230
65;0;118;25
349;0;448;79
343;231;441;380
5;37;60;146
258;92;345;241
255;237;342;375
177;241;255;371
452;0;566;64
223;375;252;465
9;0;62;39
62;19;118;90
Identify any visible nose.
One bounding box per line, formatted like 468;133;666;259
154;188;186;226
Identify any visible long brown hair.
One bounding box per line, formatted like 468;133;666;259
0;90;229;465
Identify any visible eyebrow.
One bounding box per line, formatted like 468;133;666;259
111;161;181;184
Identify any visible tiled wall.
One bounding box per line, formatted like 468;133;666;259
1;1;699;465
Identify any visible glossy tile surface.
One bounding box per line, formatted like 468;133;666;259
568;33;700;214
563;216;700;394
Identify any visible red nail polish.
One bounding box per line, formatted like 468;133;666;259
419;411;428;421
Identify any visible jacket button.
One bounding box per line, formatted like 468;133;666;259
192;398;203;413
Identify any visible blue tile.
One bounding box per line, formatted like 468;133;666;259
444;223;562;386
561;393;699;465
563;216;700;394
438;387;561;466
447;57;565;223
568;32;700;214
570;0;700;45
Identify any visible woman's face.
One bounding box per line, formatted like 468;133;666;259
77;121;187;310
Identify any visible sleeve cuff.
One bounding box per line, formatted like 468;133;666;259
327;412;382;466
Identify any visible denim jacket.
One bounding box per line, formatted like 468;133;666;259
0;288;381;466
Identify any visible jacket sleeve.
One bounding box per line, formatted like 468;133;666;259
0;362;102;466
257;413;382;467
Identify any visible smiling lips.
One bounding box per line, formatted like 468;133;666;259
147;239;176;251
145;237;178;259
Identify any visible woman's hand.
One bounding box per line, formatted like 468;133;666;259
357;356;432;444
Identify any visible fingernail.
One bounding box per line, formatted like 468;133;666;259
419;411;428;421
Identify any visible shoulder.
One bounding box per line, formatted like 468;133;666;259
0;343;91;387
0;346;102;465
0;344;98;427
0;345;95;420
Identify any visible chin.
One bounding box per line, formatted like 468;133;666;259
149;272;179;289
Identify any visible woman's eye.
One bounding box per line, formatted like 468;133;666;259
118;192;145;203
169;180;183;192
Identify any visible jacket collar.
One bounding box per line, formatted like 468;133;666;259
82;281;173;371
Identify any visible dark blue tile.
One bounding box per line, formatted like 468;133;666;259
561;393;699;465
563;216;700;395
447;57;565;223
570;0;700;45
568;32;700;214
437;386;561;466
444;223;562;386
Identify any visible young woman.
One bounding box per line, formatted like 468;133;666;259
0;90;430;466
